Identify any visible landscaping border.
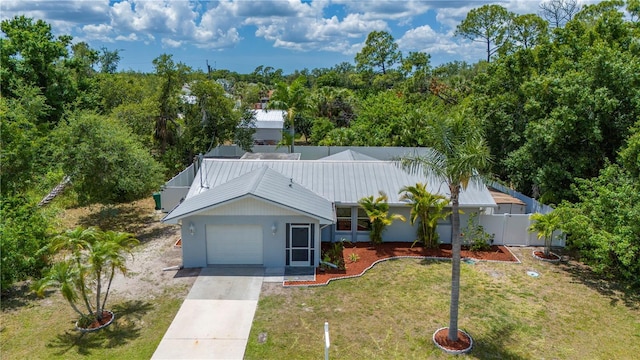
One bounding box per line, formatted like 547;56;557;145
284;246;521;287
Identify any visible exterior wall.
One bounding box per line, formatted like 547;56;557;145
253;128;282;144
160;186;189;213
330;206;418;242
181;214;321;268
161;163;195;213
201;197;299;217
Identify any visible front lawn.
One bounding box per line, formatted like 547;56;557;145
246;247;640;359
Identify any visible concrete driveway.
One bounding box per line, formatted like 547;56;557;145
151;267;264;359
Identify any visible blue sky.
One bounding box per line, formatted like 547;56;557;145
1;0;597;74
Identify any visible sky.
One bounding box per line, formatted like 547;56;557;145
0;0;598;74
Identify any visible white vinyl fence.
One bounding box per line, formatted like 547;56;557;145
478;214;565;247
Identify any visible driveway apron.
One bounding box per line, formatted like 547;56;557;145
152;267;264;359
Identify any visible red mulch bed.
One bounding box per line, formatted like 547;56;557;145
433;328;472;352
533;250;560;261
284;242;518;286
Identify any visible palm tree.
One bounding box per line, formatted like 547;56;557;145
96;230;139;318
528;211;560;257
33;227;139;326
268;76;310;153
50;226;98;316
399;183;451;248
401;106;491;343
358;191;406;244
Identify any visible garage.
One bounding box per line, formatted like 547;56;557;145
206;225;263;265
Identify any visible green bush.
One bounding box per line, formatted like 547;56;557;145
461;212;494;251
0;196;52;291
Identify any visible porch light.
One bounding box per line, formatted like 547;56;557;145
271;223;277;236
189;222;196;236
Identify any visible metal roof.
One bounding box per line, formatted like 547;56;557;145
320;149;379;161
163;166;335;224
186;159;496;207
253;110;285;129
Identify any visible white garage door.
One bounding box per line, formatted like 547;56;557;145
206;225;263;265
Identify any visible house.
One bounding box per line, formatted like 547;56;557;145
162;150;497;269
252;109;285;145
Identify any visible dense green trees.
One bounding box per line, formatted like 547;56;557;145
3;1;639;289
51;112;165;205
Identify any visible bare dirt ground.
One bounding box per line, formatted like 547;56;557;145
56;198;200;302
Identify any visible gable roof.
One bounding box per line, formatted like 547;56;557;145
186;159;496;207
320;149;378;161
163;166;334;224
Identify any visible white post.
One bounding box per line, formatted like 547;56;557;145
324;321;330;360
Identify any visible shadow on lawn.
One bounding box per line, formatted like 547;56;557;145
47;300;153;356
77;203;161;237
470;323;523;360
0;282;42;311
556;258;639;310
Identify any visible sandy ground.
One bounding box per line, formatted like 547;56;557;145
55;198;200;302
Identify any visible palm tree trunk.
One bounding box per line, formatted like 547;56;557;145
102;266;116;314
448;189;461;341
94;270;102;321
77;268;94;316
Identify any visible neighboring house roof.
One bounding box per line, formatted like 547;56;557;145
253;109;285;129
489;188;526;205
164;166;334;224
320;149;378;161
241;153;301;160
185;159;496;208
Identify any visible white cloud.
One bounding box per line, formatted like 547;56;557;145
115;33;138;42
82;23;114;42
162;38;182;48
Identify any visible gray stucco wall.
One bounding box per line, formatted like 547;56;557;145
180;214;320;268
325;205;487;245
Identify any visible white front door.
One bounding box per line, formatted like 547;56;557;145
289;224;311;267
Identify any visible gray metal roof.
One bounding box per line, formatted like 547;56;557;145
320;149;378;161
163;166;334;224
253;110;285;129
186;159;496;207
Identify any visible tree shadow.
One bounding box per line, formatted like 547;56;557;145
0;282;43;311
77;203;159;236
556;259;639;310
468;323;524;360
46;300;154;356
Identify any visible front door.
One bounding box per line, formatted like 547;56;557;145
289;224;311;267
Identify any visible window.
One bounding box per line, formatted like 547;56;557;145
336;207;351;231
357;208;371;231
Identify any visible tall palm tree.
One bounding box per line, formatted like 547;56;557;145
268;76;310;153
401;106;491;342
358;191;406;244
399;183;451;248
528;211;560;257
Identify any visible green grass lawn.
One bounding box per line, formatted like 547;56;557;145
246;247;640;359
1;285;187;360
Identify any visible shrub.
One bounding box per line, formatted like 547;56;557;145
461;212;494;251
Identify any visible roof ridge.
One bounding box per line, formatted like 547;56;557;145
249;166;270;194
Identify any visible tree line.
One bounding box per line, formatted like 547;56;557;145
2;0;639;289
